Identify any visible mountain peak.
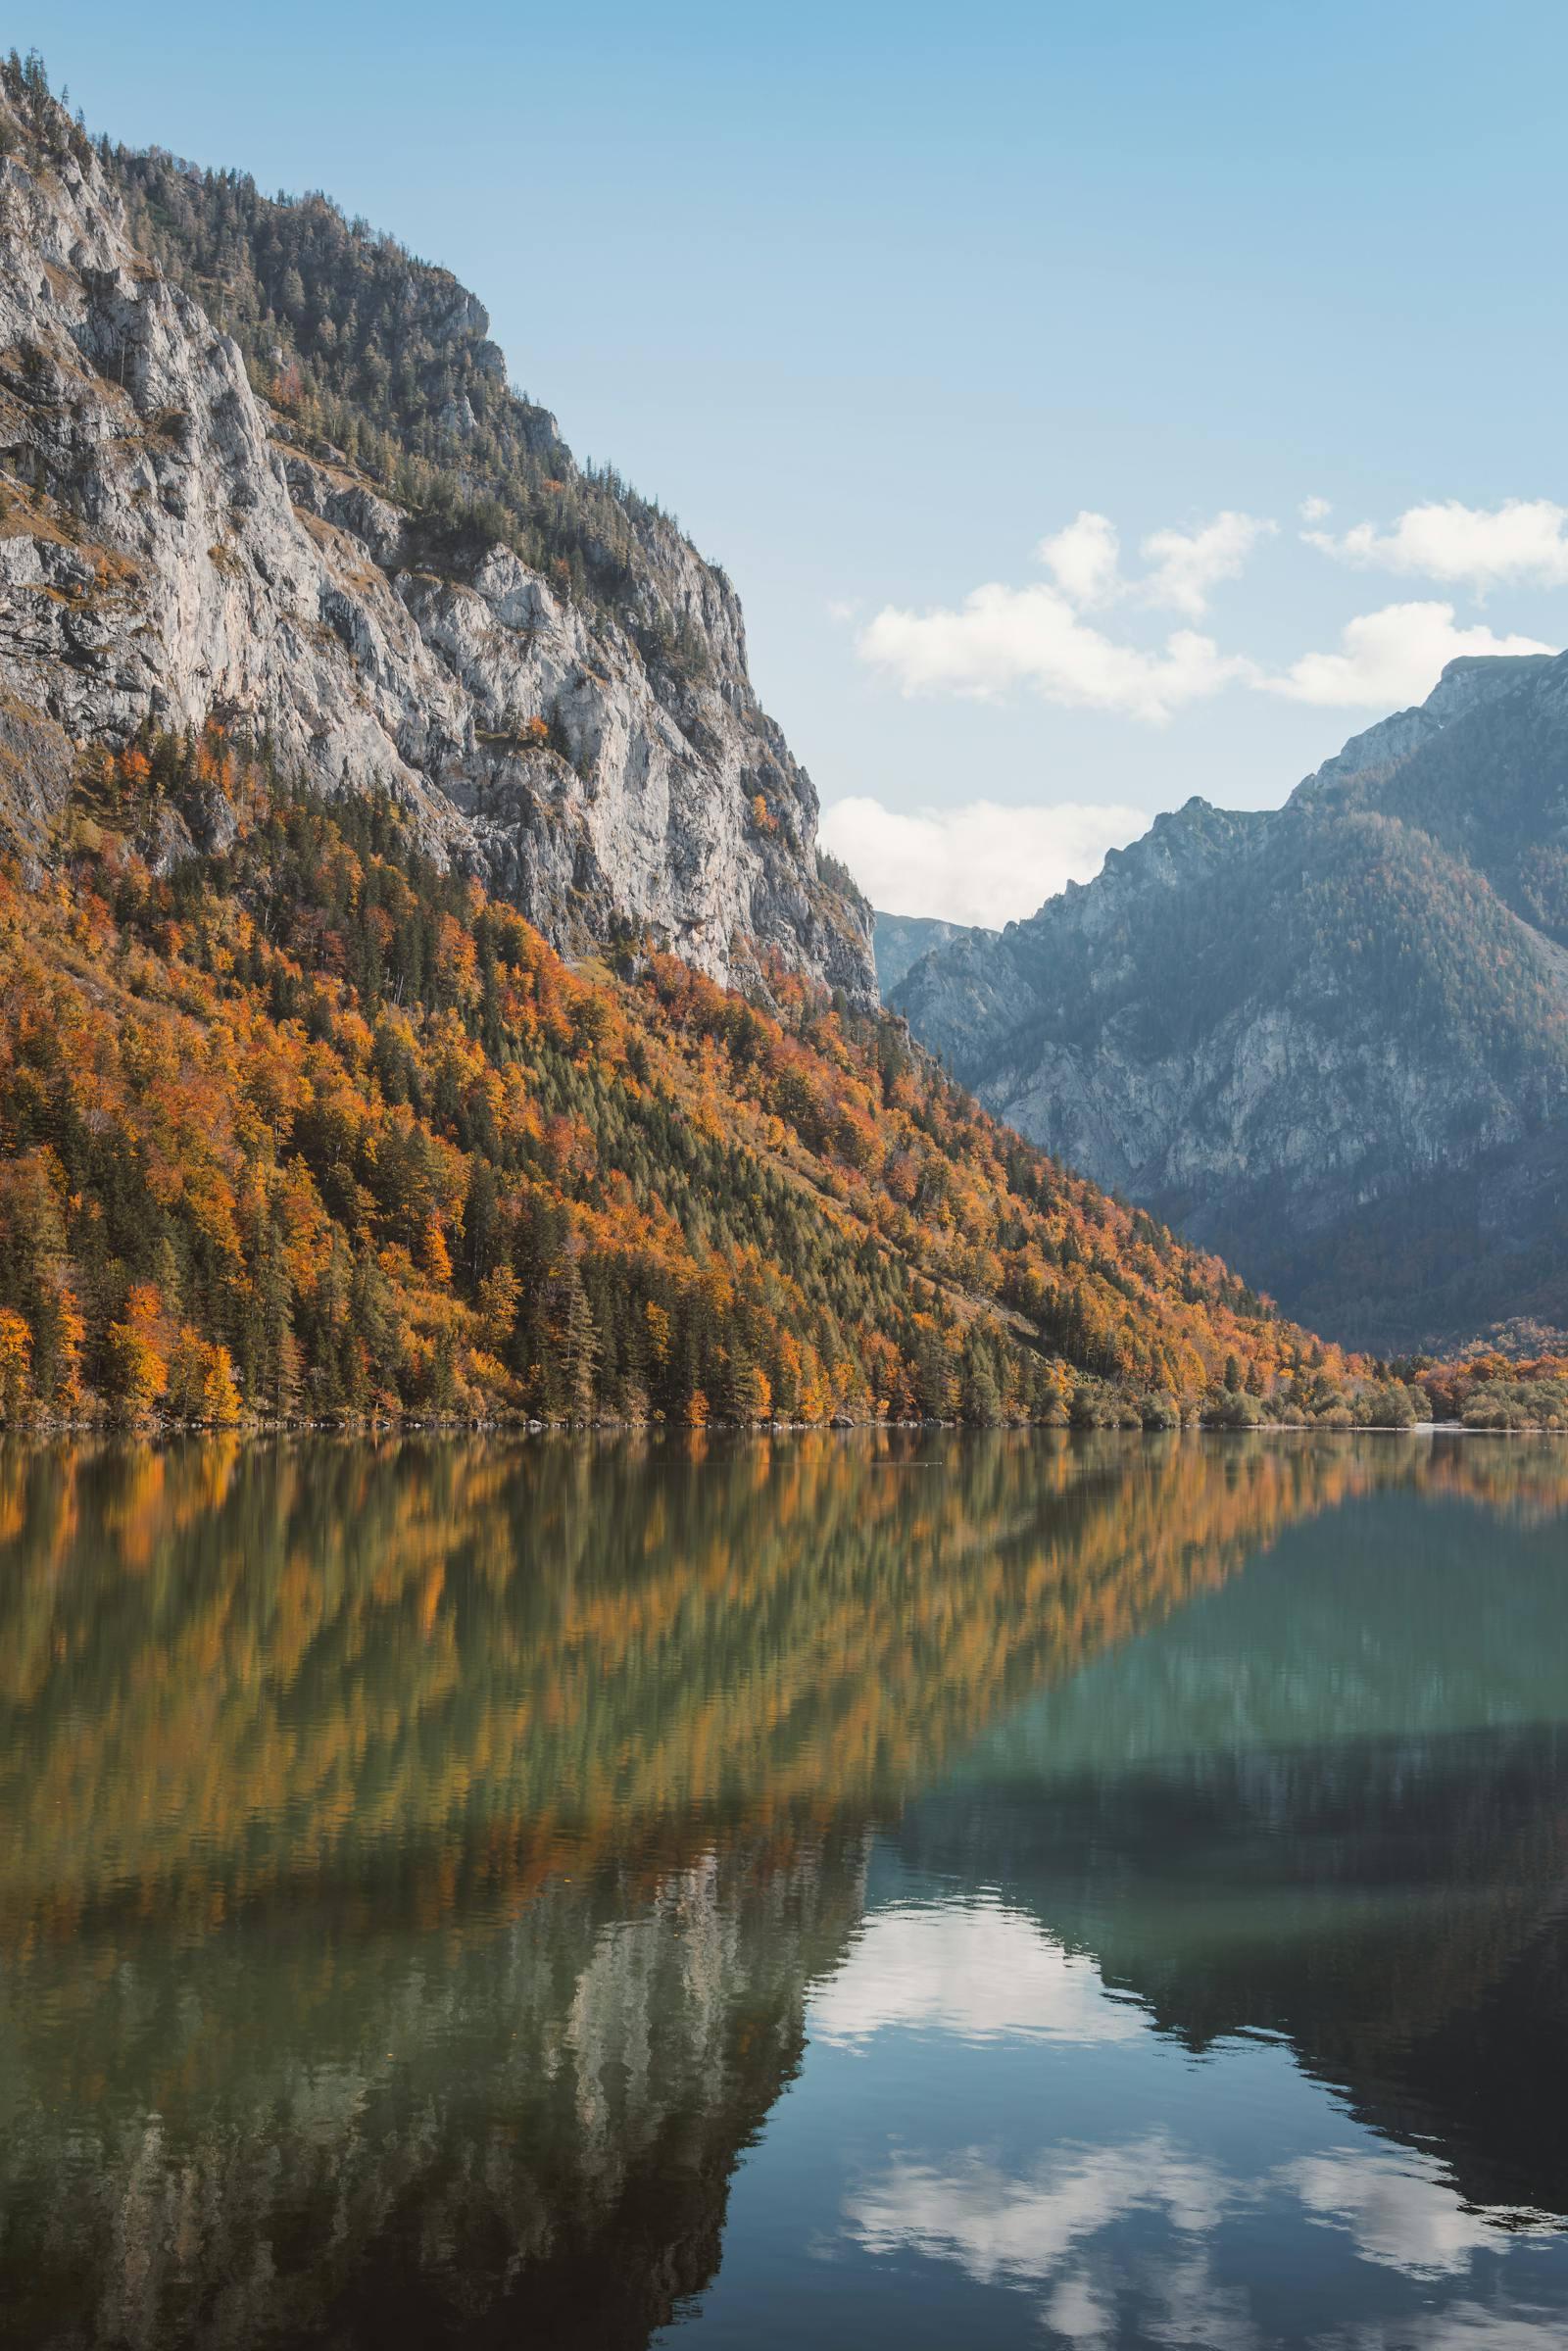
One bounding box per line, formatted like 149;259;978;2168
1303;648;1565;796
894;650;1568;1349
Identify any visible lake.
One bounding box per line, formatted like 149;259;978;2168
3;1431;1567;2348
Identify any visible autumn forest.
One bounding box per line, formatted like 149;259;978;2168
0;726;1384;1431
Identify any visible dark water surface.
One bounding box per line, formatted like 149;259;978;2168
3;1432;1568;2348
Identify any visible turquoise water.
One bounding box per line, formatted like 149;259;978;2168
1;1432;1565;2346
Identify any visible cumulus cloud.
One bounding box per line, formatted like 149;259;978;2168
852;502;1562;726
808;1899;1150;2046
1038;508;1274;618
857;588;1254;721
817;795;1146;927
1039;511;1124;607
855;508;1274;717
837;2133;1543;2343
1139;511;1276;618
1305;498;1568;593
844;2136;1232;2286
1043;2274;1112;2343
1262;600;1553;709
1284;2148;1538;2279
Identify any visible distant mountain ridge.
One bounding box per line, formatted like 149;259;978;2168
894;655;1568;1349
872;910;997;996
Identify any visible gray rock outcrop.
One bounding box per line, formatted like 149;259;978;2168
0;88;874;1004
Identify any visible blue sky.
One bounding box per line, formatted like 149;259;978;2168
43;1;1568;921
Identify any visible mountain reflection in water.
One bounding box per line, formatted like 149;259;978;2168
1;1431;1566;2348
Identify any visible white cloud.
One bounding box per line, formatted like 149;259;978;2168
845;2151;1258;2351
857;587;1254;721
1305;498;1568;593
808;1900;1150;2045
817;795;1146;927
1284;2148;1542;2280
844;2136;1232;2286
855;508;1273;716
1039;511;1123;608
1038;508;1274;618
1043;2274;1111;2343
827;595;862;623
839;2132;1545;2342
1139;511;1276;618
853;505;1559;728
1262;600;1553;709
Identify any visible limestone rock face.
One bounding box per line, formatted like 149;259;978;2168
895;656;1568;1348
0;95;874;1004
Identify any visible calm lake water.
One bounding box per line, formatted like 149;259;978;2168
3;1432;1568;2349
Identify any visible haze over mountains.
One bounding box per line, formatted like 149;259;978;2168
892;655;1568;1349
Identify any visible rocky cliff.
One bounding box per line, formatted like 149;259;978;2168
895;655;1568;1348
0;68;874;1002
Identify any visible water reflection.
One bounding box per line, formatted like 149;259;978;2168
810;1897;1147;2047
901;1485;1568;2222
1;1432;1566;2347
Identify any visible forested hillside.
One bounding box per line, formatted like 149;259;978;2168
0;724;1370;1428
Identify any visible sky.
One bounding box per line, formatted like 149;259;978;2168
41;0;1568;925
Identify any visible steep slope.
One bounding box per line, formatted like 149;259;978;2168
895;656;1568;1348
873;910;997;997
0;727;1363;1428
0;60;872;1001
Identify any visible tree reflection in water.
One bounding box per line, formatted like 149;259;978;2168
1;1431;1566;2346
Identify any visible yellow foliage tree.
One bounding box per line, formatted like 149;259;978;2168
421;1217;454;1285
104;1284;169;1421
0;1310;31;1420
201;1346;243;1425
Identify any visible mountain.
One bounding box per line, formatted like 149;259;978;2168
0;59;1394;1431
894;656;1568;1350
0;60;873;1004
872;910;996;997
0;740;1359;1426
